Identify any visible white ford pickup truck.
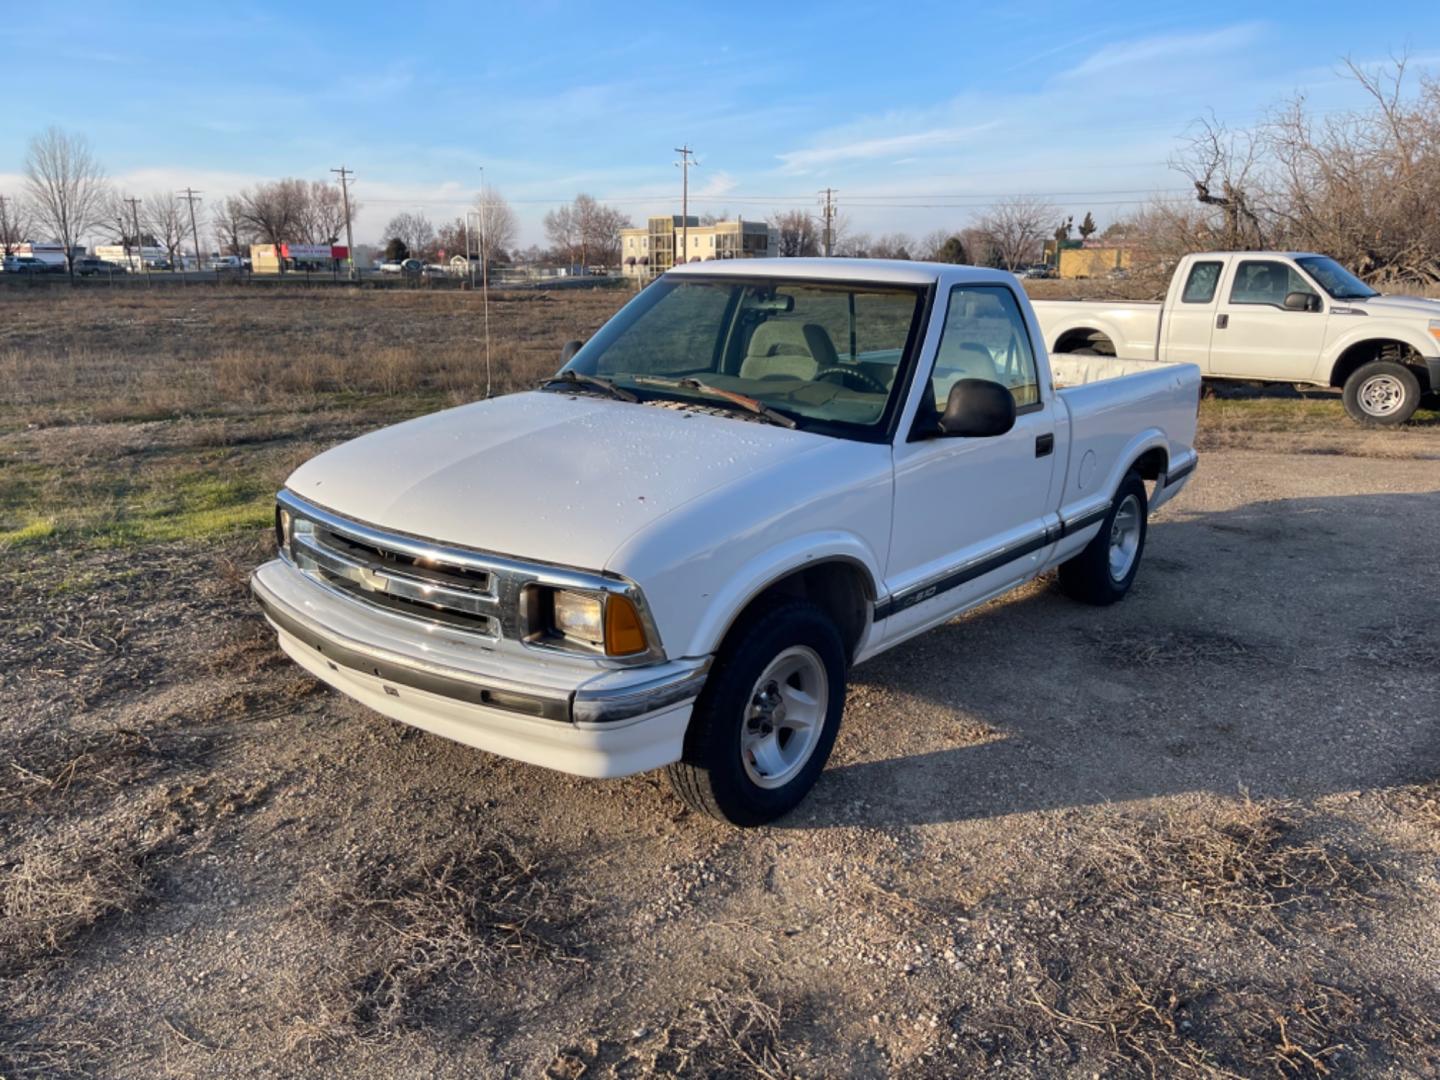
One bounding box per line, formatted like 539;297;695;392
252;259;1200;825
1032;252;1440;425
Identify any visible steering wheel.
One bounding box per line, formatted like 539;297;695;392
815;366;888;394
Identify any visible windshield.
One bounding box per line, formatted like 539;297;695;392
557;276;927;438
1295;256;1377;300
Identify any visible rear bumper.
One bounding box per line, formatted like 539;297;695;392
251;559;707;778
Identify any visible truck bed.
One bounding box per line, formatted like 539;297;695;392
1030;299;1162;361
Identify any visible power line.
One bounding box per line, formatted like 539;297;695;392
123;196;147;278
674;145;697;267
819;187;837;256
331;165;357;279
177;187;203;271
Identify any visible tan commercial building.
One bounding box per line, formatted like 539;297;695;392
1058;243;1135;279
621;215;772;277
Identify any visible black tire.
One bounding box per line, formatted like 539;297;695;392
1342;361;1421;426
665;598;846;827
1057;471;1148;606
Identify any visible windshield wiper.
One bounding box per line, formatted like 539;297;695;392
634;376;798;429
541;369;638;402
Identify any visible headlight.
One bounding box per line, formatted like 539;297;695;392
553;590;604;647
529;587;651;657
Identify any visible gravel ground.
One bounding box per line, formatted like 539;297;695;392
3;409;1439;1077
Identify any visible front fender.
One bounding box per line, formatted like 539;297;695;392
1320;324;1440;384
684;532;883;659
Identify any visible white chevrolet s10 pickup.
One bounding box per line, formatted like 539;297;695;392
253;259;1201;824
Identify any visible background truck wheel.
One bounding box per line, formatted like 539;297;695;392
1057;472;1148;606
665;599;846;827
1342;361;1421;425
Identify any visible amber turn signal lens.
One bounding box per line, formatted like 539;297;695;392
603;595;648;656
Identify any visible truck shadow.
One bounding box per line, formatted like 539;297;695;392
785;490;1440;830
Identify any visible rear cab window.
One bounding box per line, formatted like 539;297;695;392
1181;260;1223;303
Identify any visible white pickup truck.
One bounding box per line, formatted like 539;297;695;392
1033;252;1440;425
252;259;1200;825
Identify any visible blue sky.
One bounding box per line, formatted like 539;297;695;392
2;2;1436;247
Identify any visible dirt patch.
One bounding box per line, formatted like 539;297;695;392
288;829;590;1048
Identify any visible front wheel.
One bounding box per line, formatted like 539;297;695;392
665;599;846;826
1057;472;1148;606
1342;361;1421;425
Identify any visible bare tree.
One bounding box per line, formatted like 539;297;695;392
0;192;35;257
23;127;109;279
299;180;350;244
384;211;437;260
213;195;250;257
869;232;916;260
542;204;579;266
768;209;819;257
975;195;1057;271
144;192;186;268
236;178;309;246
834;230;871;258
472;189;520;267
544;194;629;268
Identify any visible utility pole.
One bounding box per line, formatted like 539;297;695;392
819;187;837;257
123;196;148;279
674;145;698;270
178;188;204;271
331;165;357;279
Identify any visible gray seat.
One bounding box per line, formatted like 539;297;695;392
740;321;839;381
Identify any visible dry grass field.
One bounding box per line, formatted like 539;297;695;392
2;286;1439;1078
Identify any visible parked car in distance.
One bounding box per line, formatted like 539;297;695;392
253;258;1202;825
74;257;127;276
379;259;424;274
3;256;54;274
1032;251;1440;425
211;255;243;271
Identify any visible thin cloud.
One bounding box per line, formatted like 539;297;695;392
1060;22;1264;79
777;122;998;175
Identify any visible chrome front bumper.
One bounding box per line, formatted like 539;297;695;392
251;559;709;776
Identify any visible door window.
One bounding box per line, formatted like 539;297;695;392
1181;260;1223;303
929;285;1040;410
1229;261;1319;308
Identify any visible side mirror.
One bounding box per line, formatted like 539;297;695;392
1284;291;1320;312
938;379;1016;438
559;339;584;364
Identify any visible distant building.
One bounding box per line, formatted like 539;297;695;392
1059;242;1136;279
10;242;83;268
621;215;771;278
250;243;350;274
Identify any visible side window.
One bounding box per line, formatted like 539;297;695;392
1229;260;1319;308
1181;260;1222;303
930;285;1040;411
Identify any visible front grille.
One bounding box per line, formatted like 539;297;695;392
290;518;501;639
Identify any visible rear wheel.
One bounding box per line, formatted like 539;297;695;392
1342;361;1421;425
1057;472;1148;606
665;599;846;826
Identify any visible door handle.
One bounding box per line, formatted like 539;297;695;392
1035;433;1055;457
1215;314;1229;330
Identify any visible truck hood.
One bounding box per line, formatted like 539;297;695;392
1353;294;1440;319
284;391;827;571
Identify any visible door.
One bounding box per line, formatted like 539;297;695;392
1208;258;1329;380
1163;257;1225;370
884;284;1059;641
